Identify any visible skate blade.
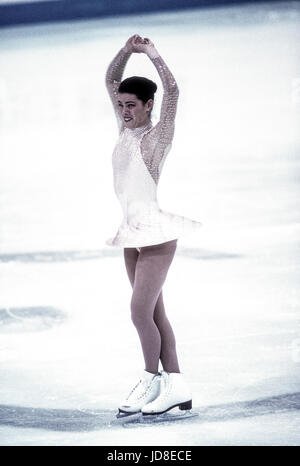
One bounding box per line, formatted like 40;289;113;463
122;409;198;427
116;410;141;419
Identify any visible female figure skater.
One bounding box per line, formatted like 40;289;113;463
105;34;202;416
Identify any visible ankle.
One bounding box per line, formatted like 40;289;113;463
145;369;159;375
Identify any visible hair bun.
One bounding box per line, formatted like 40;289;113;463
119;76;157;103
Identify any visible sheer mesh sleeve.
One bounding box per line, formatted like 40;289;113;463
141;54;179;185
105;47;132;133
150;55;179;143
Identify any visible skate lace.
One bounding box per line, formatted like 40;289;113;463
126;376;157;401
126;379;143;399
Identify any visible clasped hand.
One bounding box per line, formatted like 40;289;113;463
124;34;156;54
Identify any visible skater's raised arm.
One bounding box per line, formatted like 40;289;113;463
105;39;133;132
145;40;179;145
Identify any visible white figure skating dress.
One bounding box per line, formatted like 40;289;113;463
105;47;203;248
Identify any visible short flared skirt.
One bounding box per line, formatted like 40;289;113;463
106;208;203;248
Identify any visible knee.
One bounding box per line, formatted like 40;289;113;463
130;298;153;329
131;311;144;329
130;300;143;328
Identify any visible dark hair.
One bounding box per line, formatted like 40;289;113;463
118;76;157;104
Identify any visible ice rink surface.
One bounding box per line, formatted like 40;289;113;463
0;1;300;446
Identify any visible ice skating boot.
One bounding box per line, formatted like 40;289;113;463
118;370;161;415
141;370;192;415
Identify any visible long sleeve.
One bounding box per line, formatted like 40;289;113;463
148;53;179;145
140;52;179;185
105;47;132;132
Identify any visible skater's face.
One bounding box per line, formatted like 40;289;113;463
118;93;153;129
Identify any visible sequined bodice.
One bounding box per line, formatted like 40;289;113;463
112;123;156;201
111;120;172;223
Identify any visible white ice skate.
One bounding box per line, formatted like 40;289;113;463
118;370;161;416
141;370;192;415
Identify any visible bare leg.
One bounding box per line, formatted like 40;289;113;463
123;240;180;374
